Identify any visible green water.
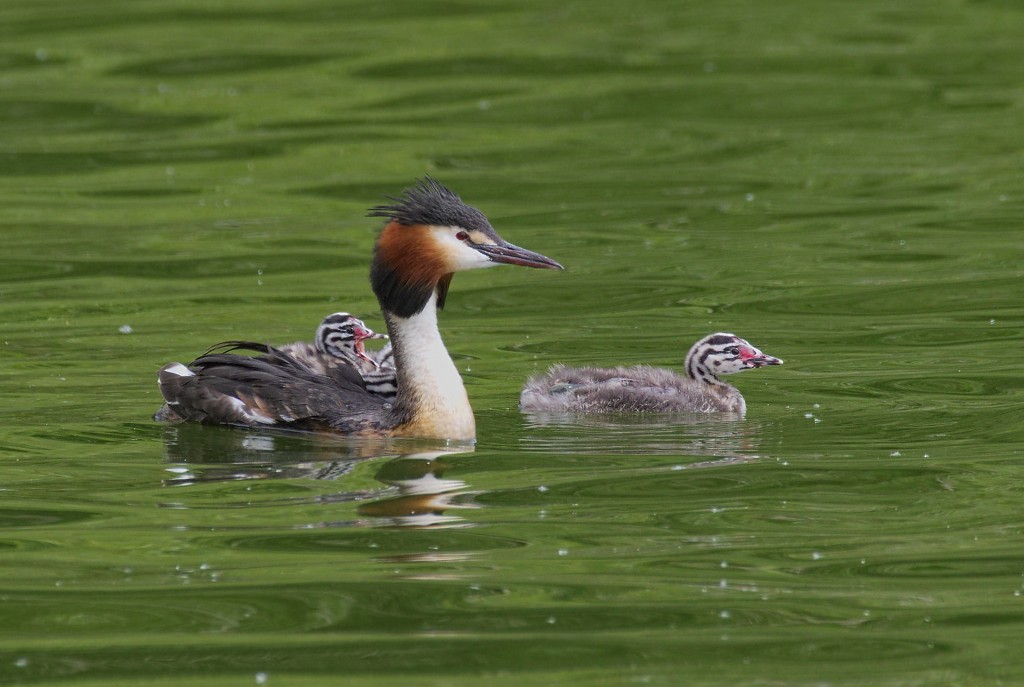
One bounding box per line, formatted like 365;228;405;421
2;0;1024;684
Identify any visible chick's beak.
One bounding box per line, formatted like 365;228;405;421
353;327;385;368
746;353;783;368
356;326;387;341
473;240;563;270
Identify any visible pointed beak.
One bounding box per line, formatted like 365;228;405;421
473;240;563;270
357;327;387;341
745;353;783;368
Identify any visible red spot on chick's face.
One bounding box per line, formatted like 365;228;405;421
739;347;757;360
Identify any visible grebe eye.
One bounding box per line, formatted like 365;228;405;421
455;231;469;241
725;346;739;355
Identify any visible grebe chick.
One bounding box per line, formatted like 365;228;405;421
519;333;782;415
277;312;387;376
295;312;399;401
361;340;398;401
156;178;563;440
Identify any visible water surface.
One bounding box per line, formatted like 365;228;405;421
2;1;1023;685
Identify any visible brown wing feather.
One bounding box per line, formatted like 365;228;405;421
157;346;388;431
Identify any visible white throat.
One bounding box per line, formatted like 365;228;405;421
386;293;475;440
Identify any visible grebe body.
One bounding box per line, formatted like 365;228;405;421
520;333;781;415
156;179;562;440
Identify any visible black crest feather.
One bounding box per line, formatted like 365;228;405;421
367;177;491;231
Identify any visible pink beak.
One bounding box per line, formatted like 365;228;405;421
353;326;387;368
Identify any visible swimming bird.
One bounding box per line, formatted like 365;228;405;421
156;178;563;439
519;333;782;415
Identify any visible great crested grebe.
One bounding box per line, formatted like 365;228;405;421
519;333;782;415
156;178;562;440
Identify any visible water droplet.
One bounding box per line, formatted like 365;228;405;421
537;485;549;492
557;548;569;557
118;324;133;334
35;49;48;61
890;451;901;457
546;616;556;624
719;610;731;619
745;193;755;202
255;672;269;685
812;551;823;561
15;657;29;668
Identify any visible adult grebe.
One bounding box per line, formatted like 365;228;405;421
156;178;563;439
519;333;782;415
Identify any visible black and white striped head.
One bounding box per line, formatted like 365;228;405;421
684;333;783;385
315;312;387;366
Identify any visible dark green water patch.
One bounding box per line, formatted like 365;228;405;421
109;53;337;78
0;508;97;528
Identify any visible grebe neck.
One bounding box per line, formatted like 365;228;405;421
385;292;475;441
685;354;728;389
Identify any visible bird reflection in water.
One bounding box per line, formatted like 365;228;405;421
519;412;771;467
160;424;477;528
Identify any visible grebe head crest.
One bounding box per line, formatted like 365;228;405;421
369;178;562;317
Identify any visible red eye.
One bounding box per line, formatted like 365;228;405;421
455;231;469;241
